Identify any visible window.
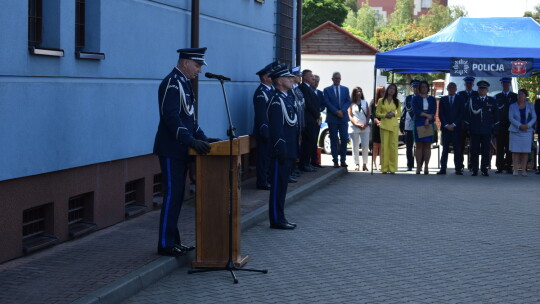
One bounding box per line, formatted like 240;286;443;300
75;0;85;49
22;203;57;254
125;178;148;217
68;192;96;238
276;0;294;66
421;0;432;8
28;0;43;46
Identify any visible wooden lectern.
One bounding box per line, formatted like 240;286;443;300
189;135;250;267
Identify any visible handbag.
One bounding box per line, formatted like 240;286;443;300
416;124;434;138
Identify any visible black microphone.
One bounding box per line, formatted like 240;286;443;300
205;72;231;81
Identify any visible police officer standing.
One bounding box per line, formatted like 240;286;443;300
253;61;278;190
290;66;305;179
267;64;298;230
464;80;499;176
153;47;218;256
457;76;479;172
494;77;518;173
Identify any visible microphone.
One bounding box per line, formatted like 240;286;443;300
205;72;231;81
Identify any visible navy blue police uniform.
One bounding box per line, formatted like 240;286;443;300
494;77;518;173
464;81;499;176
252;61;278;190
267;65;297;229
457;76;479;171
438;93;464;174
154;48;209;256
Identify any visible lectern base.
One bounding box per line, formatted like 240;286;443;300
191;255;249;268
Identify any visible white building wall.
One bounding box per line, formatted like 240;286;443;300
301;54;387;102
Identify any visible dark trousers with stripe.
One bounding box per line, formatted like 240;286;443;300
158;156;188;250
269;157;291;225
256;138;270;187
470;133;491;173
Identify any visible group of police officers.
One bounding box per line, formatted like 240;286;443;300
253;62;326;230
406;76;519;176
152;45;530;255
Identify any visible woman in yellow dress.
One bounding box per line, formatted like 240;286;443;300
376;83;401;174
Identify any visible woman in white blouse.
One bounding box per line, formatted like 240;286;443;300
348;87;371;171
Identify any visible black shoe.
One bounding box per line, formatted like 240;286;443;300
257;183;271;190
270;222;296;230
333;162;340;168
436;170;446;175
300;165;316;172
481;170;489;176
495;169;503;174
407;167;413;171
455;171;463;175
536;171;540;175
158;246;186;257
286;221;297;227
311;163;324;168
175;243;195;251
341;162;348;167
293;169;302;175
471;171;478;176
288;176;298;183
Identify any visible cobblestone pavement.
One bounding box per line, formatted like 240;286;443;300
0;164;331;304
124;158;540;304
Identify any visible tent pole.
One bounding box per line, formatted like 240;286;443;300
371;68;377;175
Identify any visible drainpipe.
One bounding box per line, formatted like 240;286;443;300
191;0;200;113
296;0;302;66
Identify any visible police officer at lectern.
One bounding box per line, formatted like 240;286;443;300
153;47;219;256
464;80;499;177
267;64;298;230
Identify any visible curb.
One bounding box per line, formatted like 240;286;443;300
72;167;347;304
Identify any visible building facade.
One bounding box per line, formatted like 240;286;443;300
358;0;448;20
0;0;299;263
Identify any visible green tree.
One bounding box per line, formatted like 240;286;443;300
343;2;378;39
389;0;413;26
374;22;434;52
344;0;359;13
523;4;540;22
417;1;468;33
302;0;349;34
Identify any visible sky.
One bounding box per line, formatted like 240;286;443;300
447;0;540;18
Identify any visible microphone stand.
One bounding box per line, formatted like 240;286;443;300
188;78;268;283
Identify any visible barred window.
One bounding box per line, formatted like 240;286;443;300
276;0;294;66
28;0;43;46
75;0;85;49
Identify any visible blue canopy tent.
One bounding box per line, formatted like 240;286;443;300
369;17;540;174
375;17;540;73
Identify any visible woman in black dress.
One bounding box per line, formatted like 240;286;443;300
370;86;385;170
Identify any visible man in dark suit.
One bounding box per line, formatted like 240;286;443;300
494;77;518;173
252;61;278;190
153;47;218;256
457;76;479;172
464;80;499;176
298;69;322;172
309;75;325;167
437;82;464;175
323;72;351;168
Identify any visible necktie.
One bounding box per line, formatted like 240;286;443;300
450;96;453;105
335;86;340;107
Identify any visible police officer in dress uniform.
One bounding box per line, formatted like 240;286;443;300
457;76;479;172
267;64;298;230
153;47;219;256
253;61;279;190
401;79;419;171
464;80;499;176
288;66;304;182
494;77;518;173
